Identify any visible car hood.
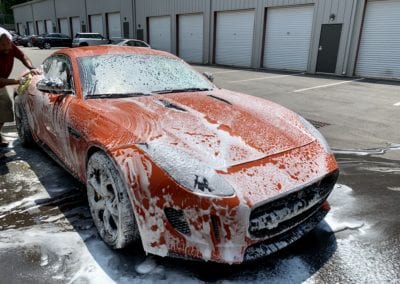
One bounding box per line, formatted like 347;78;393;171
86;89;315;170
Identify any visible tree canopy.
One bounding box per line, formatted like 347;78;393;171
1;0;31;14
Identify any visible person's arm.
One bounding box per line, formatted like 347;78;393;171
0;78;19;86
14;44;41;75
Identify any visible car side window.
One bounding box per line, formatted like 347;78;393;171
136;41;147;47
42;55;75;94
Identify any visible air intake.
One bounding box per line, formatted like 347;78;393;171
164;207;191;235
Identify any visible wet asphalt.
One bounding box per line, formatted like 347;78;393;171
0;48;399;283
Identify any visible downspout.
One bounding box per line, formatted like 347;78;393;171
30;3;35;34
133;0;136;38
208;0;212;64
53;0;57;32
342;0;358;76
83;0;88;32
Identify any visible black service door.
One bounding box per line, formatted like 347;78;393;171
316;24;342;73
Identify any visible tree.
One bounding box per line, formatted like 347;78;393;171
2;0;31;14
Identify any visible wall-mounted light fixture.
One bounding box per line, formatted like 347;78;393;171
329;13;336;22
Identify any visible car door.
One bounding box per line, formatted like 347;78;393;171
48;34;59;47
53;34;62;47
60;34;72;47
38;55;78;168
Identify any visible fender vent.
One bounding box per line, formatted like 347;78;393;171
158;100;187;112
208;95;232;105
164;208;191;235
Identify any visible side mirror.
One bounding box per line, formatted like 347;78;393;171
202;72;214;83
36;78;73;94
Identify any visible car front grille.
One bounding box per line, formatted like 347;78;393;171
249;170;339;239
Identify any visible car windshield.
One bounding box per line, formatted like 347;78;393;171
78;54;214;98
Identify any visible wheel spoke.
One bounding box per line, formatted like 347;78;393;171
106;197;119;218
99;172;112;196
91;198;106;212
103;208;118;237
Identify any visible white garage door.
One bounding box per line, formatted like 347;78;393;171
356;0;400;79
90;14;103;35
108;12;121;40
71;17;81;37
149;16;171;52
18;23;24;35
178;14;203;63
46;20;53;33
28;22;34;35
37;21;45;34
215;10;255;67
59;18;69;36
263;5;314;71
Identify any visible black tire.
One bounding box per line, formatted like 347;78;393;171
27;42;32;47
79;42;88;47
14;95;35;147
86;151;140;249
43;42;51;49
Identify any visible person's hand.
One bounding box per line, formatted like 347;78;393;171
18;77;28;85
29;68;42;75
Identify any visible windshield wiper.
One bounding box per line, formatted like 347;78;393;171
152;88;212;94
86;92;151;99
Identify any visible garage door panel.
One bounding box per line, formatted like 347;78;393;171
215;10;255;67
37;21;45;34
108;12;121;40
46;20;53;33
59;18;69;37
356;0;400;79
179;14;203;63
28;22;34;35
71;17;80;37
18;23;24;35
90;14;103;35
149;16;171;52
263;5;314;71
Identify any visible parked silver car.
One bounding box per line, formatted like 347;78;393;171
113;39;151;48
72;32;110;47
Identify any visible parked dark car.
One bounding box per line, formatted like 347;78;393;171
10;31;22;45
32;34;46;47
37;33;73;49
12;34;24;46
19;35;36;47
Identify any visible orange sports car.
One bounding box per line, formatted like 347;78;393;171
14;46;338;264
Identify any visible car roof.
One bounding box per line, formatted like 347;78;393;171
54;45;175;59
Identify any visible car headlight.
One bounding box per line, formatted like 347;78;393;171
138;142;235;197
299;116;332;153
